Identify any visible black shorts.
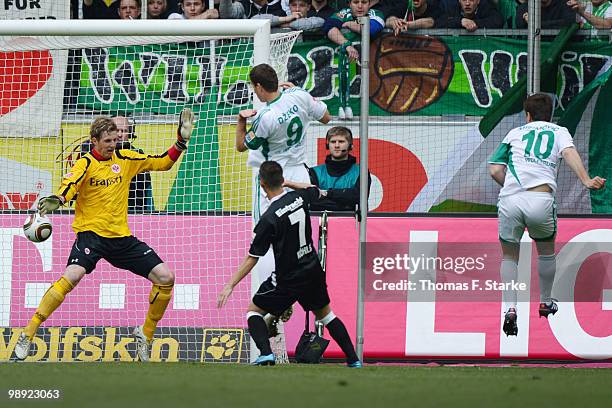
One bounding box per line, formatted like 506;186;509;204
67;231;163;278
252;271;331;316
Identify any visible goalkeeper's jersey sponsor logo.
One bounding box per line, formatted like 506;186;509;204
89;175;123;187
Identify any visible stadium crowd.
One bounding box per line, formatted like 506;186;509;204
69;0;611;35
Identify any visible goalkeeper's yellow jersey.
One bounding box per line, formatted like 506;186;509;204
57;147;179;238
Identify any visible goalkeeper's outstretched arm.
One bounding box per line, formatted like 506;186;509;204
138;108;195;172
217;255;258;308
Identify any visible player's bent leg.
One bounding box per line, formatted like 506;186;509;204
16;267;82;360
135;263;175;362
314;305;360;367
25;270;80;338
247;303;275;365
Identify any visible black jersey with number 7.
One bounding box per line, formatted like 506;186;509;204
248;187;323;285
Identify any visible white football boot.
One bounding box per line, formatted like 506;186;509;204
133;325;151;362
14;333;32;360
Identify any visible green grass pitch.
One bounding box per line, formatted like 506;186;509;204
1;363;611;408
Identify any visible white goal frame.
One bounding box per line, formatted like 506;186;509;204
0;19;282;363
0;19;271;66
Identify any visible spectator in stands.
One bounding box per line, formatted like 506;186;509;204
302;0;337;39
567;0;612;30
307;126;371;211
119;0;142;19
268;0;328;36
438;0;503;31
168;0;219;19
324;0;384;119
385;0;443;34
324;0;385;62
222;0;309;27
516;0;576;28
219;0;286;18
83;0;120;19
147;0;171;18
80;116;154;213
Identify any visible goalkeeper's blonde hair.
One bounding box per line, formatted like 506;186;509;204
90;117;118;140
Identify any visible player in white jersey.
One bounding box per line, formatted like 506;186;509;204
236;63;331;220
488;93;605;336
235;64;331;335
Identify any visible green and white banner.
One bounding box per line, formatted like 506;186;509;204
76;36;612;117
289;33;611;116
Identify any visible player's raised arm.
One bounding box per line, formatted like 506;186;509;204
561;147;606;190
235;109;257;152
282;180;316;190
136;108;195;173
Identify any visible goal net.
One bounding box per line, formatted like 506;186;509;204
0;20;299;363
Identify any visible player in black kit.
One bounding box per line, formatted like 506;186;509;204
217;161;362;367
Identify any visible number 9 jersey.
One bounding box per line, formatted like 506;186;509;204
245;87;328;168
489;121;575;197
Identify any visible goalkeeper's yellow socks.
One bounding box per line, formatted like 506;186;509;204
143;283;173;341
23;277;74;339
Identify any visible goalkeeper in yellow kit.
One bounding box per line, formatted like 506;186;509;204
14;109;195;362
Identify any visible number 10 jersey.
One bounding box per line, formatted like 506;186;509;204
489;121;575;197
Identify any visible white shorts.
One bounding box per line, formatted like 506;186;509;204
252;164;310;222
498;192;557;243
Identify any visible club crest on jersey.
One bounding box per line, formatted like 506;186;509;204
111;164;121;173
64;172;73;179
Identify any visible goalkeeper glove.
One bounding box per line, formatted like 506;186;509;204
38;195;63;216
176;108;195;150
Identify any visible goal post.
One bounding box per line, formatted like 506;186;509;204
0;20;299;363
0;19;272;40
